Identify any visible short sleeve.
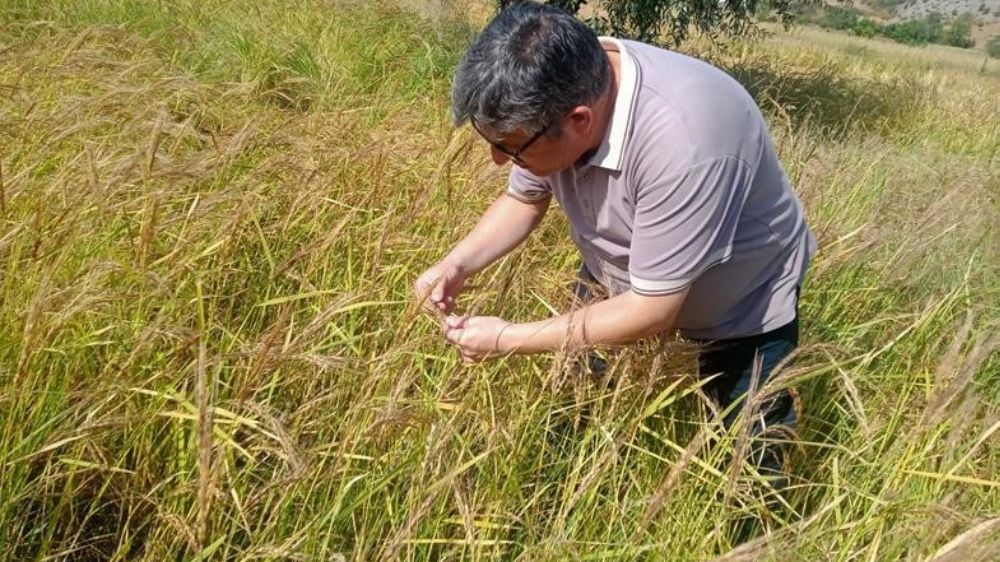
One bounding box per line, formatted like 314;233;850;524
507;165;552;203
629;156;754;295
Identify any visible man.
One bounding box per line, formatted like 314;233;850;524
414;1;815;471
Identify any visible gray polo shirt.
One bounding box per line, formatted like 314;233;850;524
507;38;816;340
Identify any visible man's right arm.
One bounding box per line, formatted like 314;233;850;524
415;193;550;314
443;193;550;275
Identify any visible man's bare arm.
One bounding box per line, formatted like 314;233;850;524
499;289;687;353
441;193;550;275
415;193;549;314
443;289;688;361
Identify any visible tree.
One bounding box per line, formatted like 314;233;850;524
942;14;975;49
495;0;820;45
823;6;861;31
852;18;878;38
988;35;1000;59
924;11;944;43
881;14;944;46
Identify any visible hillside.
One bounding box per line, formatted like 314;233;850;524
815;0;1000;51
892;0;1000;21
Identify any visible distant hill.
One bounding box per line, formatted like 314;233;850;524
825;0;1000;51
860;0;1000;22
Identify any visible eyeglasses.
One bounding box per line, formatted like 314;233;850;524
470;119;550;165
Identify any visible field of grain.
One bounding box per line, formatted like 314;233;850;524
1;1;998;560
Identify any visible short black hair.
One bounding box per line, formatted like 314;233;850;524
451;1;611;135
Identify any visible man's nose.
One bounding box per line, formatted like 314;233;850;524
490;147;510;166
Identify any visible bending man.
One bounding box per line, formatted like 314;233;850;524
414;1;815;471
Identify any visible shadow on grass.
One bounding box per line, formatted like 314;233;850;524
10;457;154;561
720;57;925;139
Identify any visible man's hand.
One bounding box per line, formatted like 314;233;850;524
443;315;512;362
414;260;467;317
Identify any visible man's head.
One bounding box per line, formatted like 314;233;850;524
452;1;611;174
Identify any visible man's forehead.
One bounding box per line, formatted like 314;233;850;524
471;120;529;143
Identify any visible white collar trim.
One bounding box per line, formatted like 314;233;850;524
585;37;639;171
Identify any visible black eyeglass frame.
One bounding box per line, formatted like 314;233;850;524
469;119;551;165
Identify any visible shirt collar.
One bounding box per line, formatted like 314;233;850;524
583;37;640;172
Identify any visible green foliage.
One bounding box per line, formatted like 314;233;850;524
852;18;878;38
942;14;974;48
822;6;861;31
496;0;819;45
812;8;975;50
882;17;936;45
988;35;1000;58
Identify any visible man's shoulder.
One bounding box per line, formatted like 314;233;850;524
627;42;747;105
622;40;726;81
622;42;764;168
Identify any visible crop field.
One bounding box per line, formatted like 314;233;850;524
0;1;997;560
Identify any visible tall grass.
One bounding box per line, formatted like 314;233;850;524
0;1;997;560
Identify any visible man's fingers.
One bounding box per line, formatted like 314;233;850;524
421;297;443;318
430;283;444;303
444;322;467;345
415;281;436;307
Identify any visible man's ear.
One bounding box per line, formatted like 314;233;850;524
566;105;594;135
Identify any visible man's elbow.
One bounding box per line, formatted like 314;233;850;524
639;316;676;340
626;290;686;337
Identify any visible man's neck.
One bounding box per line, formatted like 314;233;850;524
588;49;621;154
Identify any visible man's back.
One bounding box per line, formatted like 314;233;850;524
508;38;816;339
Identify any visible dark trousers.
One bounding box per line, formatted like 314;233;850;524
695;316;798;478
574;265;799;475
695;318;798;430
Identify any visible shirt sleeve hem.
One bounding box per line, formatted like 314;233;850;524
629;247;733;295
629;274;694;295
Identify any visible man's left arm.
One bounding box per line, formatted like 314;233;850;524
444;288;687;361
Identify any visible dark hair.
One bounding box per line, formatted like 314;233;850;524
451;1;610;136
